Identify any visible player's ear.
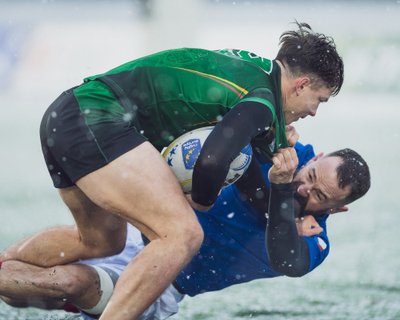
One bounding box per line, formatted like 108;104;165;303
295;76;311;94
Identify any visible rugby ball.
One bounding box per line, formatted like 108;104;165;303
162;126;253;193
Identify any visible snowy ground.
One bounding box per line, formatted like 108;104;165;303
0;0;399;319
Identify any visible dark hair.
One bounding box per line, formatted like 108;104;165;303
276;21;344;96
326;148;371;205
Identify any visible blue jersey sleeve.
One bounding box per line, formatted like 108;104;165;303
302;215;330;272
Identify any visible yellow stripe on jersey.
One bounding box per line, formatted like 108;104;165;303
174;67;249;98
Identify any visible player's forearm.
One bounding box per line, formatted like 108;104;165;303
235;156;270;215
266;183;310;277
192;101;273;206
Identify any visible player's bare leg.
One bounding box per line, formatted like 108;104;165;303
0;260;101;310
1;189;127;267
75;142;203;319
1;142;203;319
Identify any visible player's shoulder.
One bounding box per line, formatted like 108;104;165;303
216;49;272;69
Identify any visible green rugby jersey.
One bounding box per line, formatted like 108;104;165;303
73;48;288;158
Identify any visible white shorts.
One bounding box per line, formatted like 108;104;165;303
79;224;185;320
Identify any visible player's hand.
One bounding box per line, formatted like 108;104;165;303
185;194;212;212
268;148;298;184
285;125;299;147
296;215;323;236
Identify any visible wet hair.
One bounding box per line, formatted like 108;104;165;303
326;148;371;205
276;21;344;96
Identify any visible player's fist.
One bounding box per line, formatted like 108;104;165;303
268;147;298;184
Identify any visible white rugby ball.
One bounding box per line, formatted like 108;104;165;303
162;126;253;193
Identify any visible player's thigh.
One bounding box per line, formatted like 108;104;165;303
76;141;198;239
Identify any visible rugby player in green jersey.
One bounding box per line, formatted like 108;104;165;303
1;22;343;320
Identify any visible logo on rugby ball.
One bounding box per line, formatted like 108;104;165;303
181;138;202;170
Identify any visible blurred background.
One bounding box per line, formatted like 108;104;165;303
0;0;399;319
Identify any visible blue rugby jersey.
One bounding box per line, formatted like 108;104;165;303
175;142;330;296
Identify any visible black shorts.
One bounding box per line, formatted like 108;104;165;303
40;87;147;188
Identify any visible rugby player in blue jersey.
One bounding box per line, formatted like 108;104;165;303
0;142;370;319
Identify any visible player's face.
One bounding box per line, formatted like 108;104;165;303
284;82;332;124
293;156;351;213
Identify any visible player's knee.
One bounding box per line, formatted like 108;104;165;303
189;220;204;252
177;216;204;255
61;268;91;298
